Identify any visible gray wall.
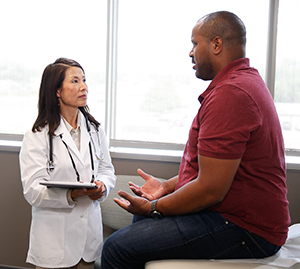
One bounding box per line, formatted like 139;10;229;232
0;150;299;267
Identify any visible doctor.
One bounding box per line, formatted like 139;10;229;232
19;58;116;269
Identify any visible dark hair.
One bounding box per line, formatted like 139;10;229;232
32;58;100;135
198;11;246;47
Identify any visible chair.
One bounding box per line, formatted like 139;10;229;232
145;260;284;268
101;175;147;230
145;223;300;269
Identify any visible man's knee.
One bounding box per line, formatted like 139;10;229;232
102;232;135;269
102;232;127;260
102;235;115;258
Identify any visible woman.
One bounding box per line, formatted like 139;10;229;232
19;58;116;269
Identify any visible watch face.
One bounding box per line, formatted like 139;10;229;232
151;210;163;219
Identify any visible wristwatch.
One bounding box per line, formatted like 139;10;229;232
150;199;164;219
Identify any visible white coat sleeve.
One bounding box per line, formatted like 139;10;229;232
19;130;74;209
94;125;116;202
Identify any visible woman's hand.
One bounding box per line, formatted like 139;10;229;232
128;169;167;201
88;181;106;200
71;181;106;201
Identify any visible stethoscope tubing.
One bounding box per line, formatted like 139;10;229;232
47;116;103;183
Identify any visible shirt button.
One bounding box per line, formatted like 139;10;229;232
80;214;84;218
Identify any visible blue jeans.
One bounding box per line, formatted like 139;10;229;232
101;210;280;269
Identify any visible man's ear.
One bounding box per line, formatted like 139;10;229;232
212;36;223;55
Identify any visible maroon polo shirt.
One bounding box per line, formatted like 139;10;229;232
176;58;290;246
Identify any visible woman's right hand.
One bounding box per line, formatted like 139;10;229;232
128;169;167;201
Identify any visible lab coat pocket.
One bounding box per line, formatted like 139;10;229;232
30;212;65;260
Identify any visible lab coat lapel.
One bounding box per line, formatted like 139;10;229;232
80;112;90;158
54;118;67;139
54;118;85;167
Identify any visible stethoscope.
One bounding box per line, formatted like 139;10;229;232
47;116;104;183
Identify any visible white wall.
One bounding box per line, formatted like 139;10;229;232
0;150;299;267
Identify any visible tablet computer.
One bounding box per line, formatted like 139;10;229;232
40;181;97;189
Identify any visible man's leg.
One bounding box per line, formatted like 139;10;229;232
101;210;279;269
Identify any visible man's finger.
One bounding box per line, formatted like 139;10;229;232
117;190;133;201
137;169;150;180
129;185;142;196
113;197;130;210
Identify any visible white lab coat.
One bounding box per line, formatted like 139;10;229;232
19;112;116;268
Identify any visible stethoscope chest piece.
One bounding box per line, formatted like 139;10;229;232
48;160;55;172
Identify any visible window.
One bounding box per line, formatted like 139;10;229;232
275;0;300;152
1;0;299;158
114;0;269;147
0;0;107;135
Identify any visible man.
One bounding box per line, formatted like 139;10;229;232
101;11;290;269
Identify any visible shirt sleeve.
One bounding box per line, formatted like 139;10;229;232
198;85;262;159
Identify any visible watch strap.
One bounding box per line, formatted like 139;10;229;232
151;199;158;212
150;199;163;219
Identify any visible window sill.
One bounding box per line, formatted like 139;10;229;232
1;141;300;171
286;156;300;171
109;147;183;163
0;140;22;153
110;147;300;172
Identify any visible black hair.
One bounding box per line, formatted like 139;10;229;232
198;11;246;47
32;58;100;135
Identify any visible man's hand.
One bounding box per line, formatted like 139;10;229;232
128;169;167;201
114;190;151;217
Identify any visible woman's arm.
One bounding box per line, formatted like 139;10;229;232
93;124;116;201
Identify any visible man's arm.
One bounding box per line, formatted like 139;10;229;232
114;154;240;216
158;155;241;215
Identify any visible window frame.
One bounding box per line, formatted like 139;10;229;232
1;0;300;167
107;0;288;150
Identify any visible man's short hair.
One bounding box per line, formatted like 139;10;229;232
198;11;246;47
